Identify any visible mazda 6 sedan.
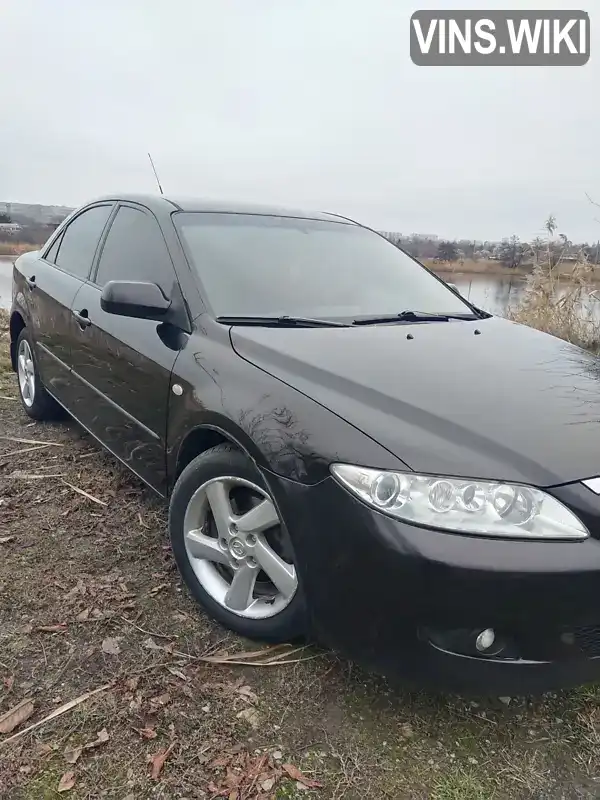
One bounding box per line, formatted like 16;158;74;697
9;193;600;694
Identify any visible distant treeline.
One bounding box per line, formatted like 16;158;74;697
380;229;600;269
1;206;599;271
0;210;68;247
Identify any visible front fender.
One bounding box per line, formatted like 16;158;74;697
166;323;406;487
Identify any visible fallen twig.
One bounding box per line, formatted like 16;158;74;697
256;645;310;663
10;472;66;479
0;436;64;447
3;444;52;457
204;644;292;662
451;708;499;726
199;643;313;665
0;684;113;748
164;645;325;667
164;643;290;663
62;480;107;507
0;396;16;401
46;651;76;691
120;616;175;640
201;654;324;667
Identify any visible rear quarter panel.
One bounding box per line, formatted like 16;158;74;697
9;255;33;368
11;251;38;312
12;250;84;400
10;252;38;346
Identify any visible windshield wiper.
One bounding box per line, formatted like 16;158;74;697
352;310;480;326
216;315;349;328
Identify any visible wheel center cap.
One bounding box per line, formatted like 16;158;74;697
229;538;246;559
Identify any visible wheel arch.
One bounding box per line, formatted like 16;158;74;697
170;419;272;493
9;310;26;371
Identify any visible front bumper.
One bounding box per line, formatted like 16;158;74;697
269;472;600;694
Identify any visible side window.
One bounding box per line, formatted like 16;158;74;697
95;206;175;291
44;231;64;264
54;205;112;279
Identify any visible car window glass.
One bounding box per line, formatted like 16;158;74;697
174;213;475;319
54;205;112;279
44;232;63;264
95;206;174;291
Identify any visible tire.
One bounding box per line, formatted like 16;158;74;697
15;327;62;421
169;443;307;642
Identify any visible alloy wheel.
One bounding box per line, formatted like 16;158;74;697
17;338;36;408
183;476;298;619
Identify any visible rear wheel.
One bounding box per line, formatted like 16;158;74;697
15;328;61;420
169;444;307;642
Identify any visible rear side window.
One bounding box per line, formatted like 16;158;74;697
95;206;174;291
44;232;63;264
54;205;112;279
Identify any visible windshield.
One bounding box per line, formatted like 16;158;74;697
174;212;475;320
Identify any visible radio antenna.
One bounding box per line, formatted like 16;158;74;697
147;152;164;195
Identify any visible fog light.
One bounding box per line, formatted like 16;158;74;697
475;628;496;652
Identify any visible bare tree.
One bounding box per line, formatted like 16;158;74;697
497;235;526;269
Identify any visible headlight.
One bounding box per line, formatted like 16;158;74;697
330;464;588;540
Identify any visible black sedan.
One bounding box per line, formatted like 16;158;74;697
9;193;600;693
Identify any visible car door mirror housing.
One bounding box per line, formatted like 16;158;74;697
100;280;171;320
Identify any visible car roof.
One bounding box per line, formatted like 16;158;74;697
85;193;356;224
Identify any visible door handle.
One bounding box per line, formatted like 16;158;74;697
26;276;36;290
73;309;92;329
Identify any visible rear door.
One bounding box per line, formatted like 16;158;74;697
29;204;113;406
68;203;186;493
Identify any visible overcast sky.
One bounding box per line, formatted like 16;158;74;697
1;0;598;241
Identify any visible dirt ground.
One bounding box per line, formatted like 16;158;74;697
2;311;600;800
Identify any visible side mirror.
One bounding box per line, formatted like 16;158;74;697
100;280;171;320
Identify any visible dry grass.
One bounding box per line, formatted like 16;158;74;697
427;258;530;277
507;256;600;352
0;243;39;258
3;310;600;798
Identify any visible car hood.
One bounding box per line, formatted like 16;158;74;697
231;316;600;487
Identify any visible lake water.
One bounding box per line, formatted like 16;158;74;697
449;273;526;316
0;257;13;310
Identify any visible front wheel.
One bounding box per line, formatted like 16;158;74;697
169;444;307;642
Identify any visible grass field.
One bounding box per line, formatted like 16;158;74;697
0;243;39;258
426;259;530;276
2;309;600;799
